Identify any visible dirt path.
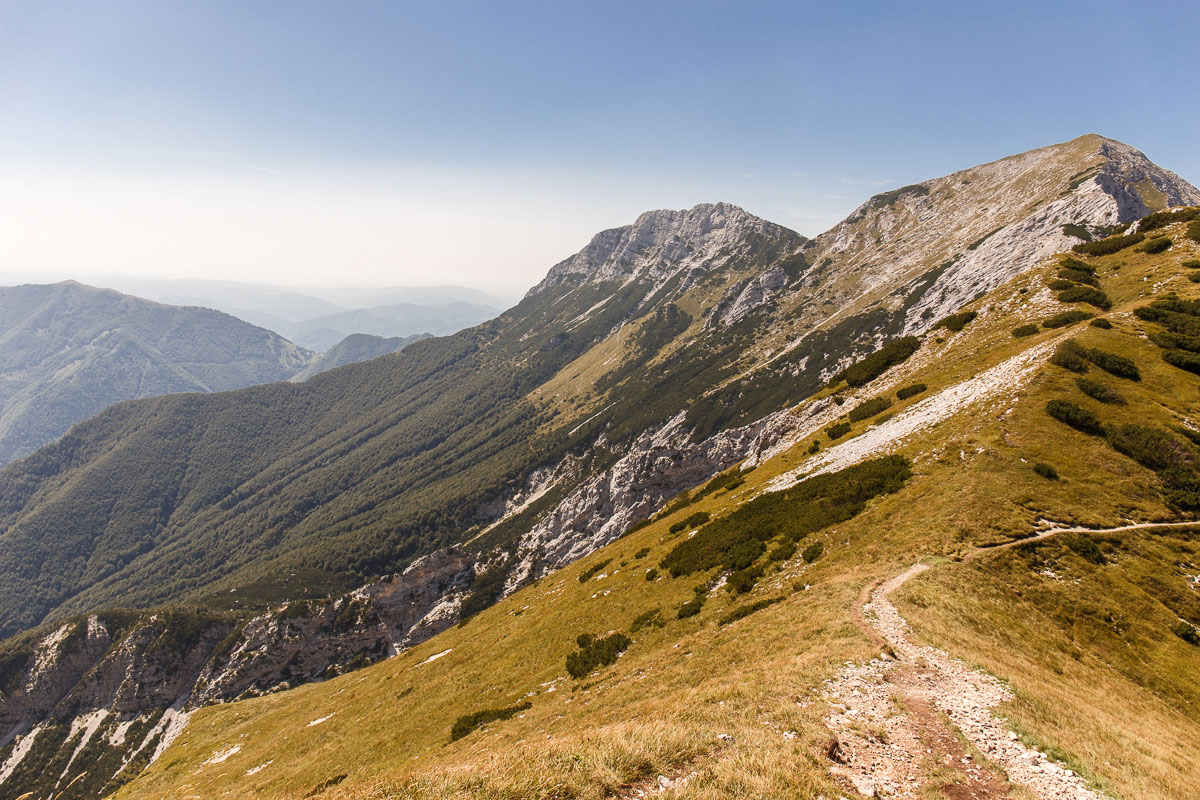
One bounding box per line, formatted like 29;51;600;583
820;520;1188;798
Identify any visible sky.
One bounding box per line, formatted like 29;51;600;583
1;1;1198;301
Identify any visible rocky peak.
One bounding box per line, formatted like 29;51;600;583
525;202;804;297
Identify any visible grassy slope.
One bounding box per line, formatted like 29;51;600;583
113;220;1200;799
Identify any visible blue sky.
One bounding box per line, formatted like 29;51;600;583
1;1;1197;297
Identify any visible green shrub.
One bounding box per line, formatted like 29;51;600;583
1047;279;1076;291
1189;274;1200;284
807;440;820;454
677;597;705;619
935;311;978;333
1061;223;1092;241
896;383;926;400
1045;399;1103;435
1142;237;1172;254
629;608;664;633
1057;268;1099;286
1163;349;1200;375
566;632;631;678
1050;340;1090;373
669;512;710;534
1106;424;1191;471
1137;208;1200;232
848;396;893;423
1042;310;1094;329
827;421;852;440
768;541;797;562
645;568;659;582
1032;463;1059;480
726;565;765;594
1173;621;1200;646
838;336;922;387
578;558;612;583
1075;377;1125;404
1062;533;1105;564
660;456;909;578
1088;318;1113;329
1073;231;1145;256
1183;259;1200;269
1058;257;1095;274
802;541;824;563
718;597;784;626
1083;348;1139;380
450;701;532;741
634;547;650;559
1012;324;1039;338
1057;285;1111;309
1188;220;1200;243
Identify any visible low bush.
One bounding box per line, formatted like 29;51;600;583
1058;257;1095;273
629;608;664;633
1075;377;1125;404
838;336;922;387
1061;223;1092;241
1073;231;1145;256
719;597;785;626
827;421;852;440
769;541;797;562
1183;259;1200;269
1012;323;1039;338
896;383;926;400
1142;237;1172;254
1106;424;1191;471
1062;533;1106;564
660;456;909;577
677;597;705;619
645;568;659;582
726;564;765;594
669;512;710;534
1057;285;1111;309
1047;279;1076;291
578;558;612;583
634;547;651;559
802;541;825;563
1084;348;1139;380
848;396;893;423
1188;219;1200;243
1045;399;1103;435
1042;310;1094;329
1137;208;1200;232
566;632;631;678
1033;463;1059;480
1173;621;1200;646
1057;268;1099;286
451;701;533;741
1089;318;1113;329
1050;340;1090;373
807;440;820;454
1163;349;1200;375
935;311;978;332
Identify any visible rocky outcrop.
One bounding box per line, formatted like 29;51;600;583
526;202;805;297
0;549;475;800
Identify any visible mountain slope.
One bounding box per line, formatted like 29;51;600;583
289;333;431;382
102;211;1200;800
0;281;314;465
0;135;1198;799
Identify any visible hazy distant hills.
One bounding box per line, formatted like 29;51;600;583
0;274;504;352
290;332;431;382
0;281;317;465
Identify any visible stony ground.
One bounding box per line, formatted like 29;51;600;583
823;563;1108;799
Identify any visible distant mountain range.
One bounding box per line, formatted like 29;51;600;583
0;282;436;466
0;275;503;352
